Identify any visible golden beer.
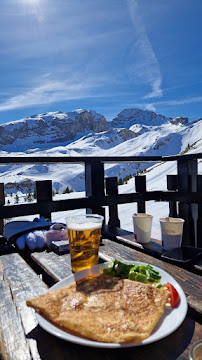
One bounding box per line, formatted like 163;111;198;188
67;215;103;273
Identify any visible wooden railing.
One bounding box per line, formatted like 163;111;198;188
0;154;202;247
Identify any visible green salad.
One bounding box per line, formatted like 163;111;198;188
103;259;164;288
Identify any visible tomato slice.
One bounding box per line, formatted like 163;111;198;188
164;282;180;308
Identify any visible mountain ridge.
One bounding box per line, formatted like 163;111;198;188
0;108;201;194
0;108;190;152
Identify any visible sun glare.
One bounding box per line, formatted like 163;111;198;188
20;0;41;5
21;0;41;5
20;0;44;22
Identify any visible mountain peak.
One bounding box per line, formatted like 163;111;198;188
111;108;170;128
170;116;188;125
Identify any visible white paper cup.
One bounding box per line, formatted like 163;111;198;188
132;213;153;243
160;217;185;250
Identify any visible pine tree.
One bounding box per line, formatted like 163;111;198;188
118;178;123;185
63;186;74;194
15;194;19;203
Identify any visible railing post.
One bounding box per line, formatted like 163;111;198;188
0;183;5;235
105;177;120;227
36;180;52;221
135;176;146;213
197;176;202;248
167;175;178;217
85;162;105;218
177;159;197;246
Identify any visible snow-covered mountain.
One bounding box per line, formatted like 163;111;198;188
111;108;171;128
0;109;108;152
0;108;188;152
0;108;202;196
1;107;202;238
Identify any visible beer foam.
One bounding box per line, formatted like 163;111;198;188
67;222;101;231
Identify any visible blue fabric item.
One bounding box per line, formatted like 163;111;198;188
25;232;37;251
3;219;53;243
33;216;48;222
4;219;66;251
33;230;46;250
16;234;26;250
15;229;47;251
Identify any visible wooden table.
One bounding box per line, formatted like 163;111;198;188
0;231;201;360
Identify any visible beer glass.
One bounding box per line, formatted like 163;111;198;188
66;214;104;273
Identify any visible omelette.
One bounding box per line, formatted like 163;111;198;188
26;275;170;343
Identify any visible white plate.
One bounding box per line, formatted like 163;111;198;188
36;261;188;348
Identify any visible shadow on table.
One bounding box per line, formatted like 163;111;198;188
26;316;195;360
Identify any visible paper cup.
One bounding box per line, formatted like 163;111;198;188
132;213;153;243
160;217;185;250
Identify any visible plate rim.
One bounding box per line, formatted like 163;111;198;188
36;260;188;348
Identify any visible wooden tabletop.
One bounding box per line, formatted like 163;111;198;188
0;235;201;360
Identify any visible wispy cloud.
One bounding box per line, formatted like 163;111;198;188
145;103;157;112
143;79;162;99
0;76;102;112
157;96;202;106
133;95;202;112
126;0;163;99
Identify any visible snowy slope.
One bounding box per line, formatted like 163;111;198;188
0;121;193;192
1;108;202;237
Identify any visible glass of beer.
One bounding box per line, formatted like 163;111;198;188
66;214;104;273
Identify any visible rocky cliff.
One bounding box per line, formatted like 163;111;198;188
0;108;191;152
0;109;108;151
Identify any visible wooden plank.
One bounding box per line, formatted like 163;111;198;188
0;254;86;360
102;224;135;240
99;239;202;316
105;177;120;227
0;183;5;235
31;251;73;282
167;175;178;217
36;180;52;220
2;189;202;221
177;159;197;246
85;162;105;217
135;175;146;213
0;253;48;359
116;234;162;255
103;225;162;256
197;176;202;248
0;253;100;360
1;153;202;164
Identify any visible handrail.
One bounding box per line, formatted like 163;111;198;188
0;153;202;164
0;154;202;248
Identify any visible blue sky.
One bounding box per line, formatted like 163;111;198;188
0;0;202;125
